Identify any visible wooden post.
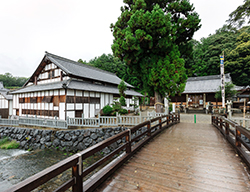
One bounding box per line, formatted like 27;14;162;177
243;99;246;127
72;165;82;192
203;93;206;109
126;129;131;153
186;94;188;108
147;122;151;137
159;117;162;129
236;126;241;147
220;118;223;130
225;122;229;138
167;116;169;126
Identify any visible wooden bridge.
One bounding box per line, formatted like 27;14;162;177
5;114;250;192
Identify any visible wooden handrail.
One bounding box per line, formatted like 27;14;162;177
5;114;179;192
212;115;250;169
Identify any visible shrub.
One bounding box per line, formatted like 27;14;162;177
102;105;113;116
169;102;173;112
0;137;20;149
119;96;126;106
119;108;128;115
112;101;122;112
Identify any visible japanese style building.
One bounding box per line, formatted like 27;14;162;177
170;73;234;110
0;82;13;118
11;52;142;120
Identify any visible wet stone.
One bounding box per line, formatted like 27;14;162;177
90;133;97;140
64;133;71;141
52;139;60;147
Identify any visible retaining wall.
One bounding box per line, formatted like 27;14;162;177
0;127;129;154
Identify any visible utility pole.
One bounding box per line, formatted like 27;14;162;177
220;51;225;110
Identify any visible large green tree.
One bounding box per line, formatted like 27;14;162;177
0;73;28;88
185;25;237;77
225;27;250;86
111;0;200;111
227;0;250;28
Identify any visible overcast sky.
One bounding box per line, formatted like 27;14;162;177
0;0;244;77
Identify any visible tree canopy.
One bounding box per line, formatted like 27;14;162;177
227;0;250;28
0;73;28;88
111;0;201;104
185;25;250;86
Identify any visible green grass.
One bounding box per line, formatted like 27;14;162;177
0;137;20;149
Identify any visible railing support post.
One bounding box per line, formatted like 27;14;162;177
167;116;169;126
126;129;131;154
220;118;223;131
225;122;229;138
236;126;241;147
72;154;83;192
147;121;151;137
159;117;162;129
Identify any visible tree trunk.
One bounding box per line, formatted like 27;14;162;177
155;91;163;113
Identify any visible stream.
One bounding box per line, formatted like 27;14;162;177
0;149;73;192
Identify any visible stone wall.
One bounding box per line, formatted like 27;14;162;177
0;127;128;154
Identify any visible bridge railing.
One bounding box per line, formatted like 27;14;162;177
212;115;250;169
4;113;180;192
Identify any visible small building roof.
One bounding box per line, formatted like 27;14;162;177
0;82;12;100
183;73;232;94
11;79;142;97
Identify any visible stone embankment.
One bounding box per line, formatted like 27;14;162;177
0;127;128;154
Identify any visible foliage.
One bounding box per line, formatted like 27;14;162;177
0;137;20;149
0;136;9;145
102;105;113;116
227;0;250;28
225;27;250;86
0;73;28;88
214;82;237;100
185;25;250;87
119;96;126;106
185;25;237;77
111;0;201;100
111;101;122;112
119;108;128;115
78;54;141;91
169;102;173;112
118;80;127;97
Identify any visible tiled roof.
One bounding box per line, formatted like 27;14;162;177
11;79;142;97
46;52;133;88
183;73;232;94
0;82;12;100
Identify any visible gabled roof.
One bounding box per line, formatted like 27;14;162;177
0;82;12;100
183;73;232;94
11;79;143;97
24;52;133;88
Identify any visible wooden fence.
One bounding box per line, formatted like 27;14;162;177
212;115;250;168
4;113;180;192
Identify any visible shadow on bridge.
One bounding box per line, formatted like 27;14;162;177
97;122;250;191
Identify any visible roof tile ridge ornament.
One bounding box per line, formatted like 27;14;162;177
45;51;118;77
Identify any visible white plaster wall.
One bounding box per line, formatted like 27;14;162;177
67;89;74;96
76;90;82;96
59;103;65;120
67;104;74;110
100;93;105;109
66;111;75;118
9;100;13;115
76;104;82;110
90;104;95;117
84;103;89;118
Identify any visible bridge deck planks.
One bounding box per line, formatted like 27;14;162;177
96;122;250;192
